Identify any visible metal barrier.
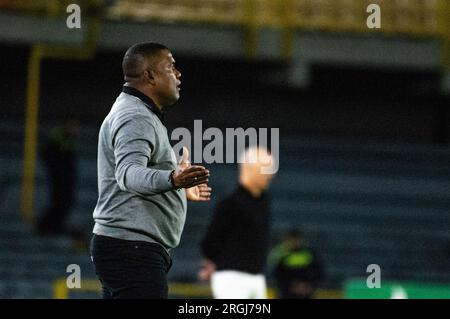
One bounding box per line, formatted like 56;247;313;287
0;0;104;16
106;0;450;64
104;0;447;36
2;1;447;38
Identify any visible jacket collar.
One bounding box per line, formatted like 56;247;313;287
122;85;164;122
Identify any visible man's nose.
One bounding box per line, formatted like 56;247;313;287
175;68;181;78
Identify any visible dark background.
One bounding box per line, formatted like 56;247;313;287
1;43;448;144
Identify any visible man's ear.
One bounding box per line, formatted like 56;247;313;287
144;69;157;85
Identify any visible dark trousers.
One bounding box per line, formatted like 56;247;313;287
90;234;172;299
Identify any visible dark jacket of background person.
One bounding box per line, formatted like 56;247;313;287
37;122;78;235
200;184;271;274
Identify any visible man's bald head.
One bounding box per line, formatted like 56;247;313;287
238;146;276;196
122;42;169;82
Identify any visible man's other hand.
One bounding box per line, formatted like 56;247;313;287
186;183;212;202
198;258;216;281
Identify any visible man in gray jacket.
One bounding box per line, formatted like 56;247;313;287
90;42;212;299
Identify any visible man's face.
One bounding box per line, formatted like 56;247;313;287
256;170;275;191
150;50;181;107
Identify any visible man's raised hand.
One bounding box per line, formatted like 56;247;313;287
172;147;210;189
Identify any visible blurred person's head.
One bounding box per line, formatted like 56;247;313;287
284;229;305;249
239;146;276;197
122;42;181;109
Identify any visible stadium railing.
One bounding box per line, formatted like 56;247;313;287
1;0;447;39
52;278;343;299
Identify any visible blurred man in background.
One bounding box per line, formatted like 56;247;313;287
199;146;276;299
36;120;81;238
270;229;323;299
90;42;212;299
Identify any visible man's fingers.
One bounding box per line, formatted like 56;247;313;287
200;190;211;195
186;178;209;188
198;185;212;192
197;184;212;200
181;174;209;185
199;186;212;196
182;170;210;181
194;194;211;201
173;165;211;188
180;165;207;174
179;168;210;187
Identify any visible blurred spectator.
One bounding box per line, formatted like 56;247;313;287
199;146;276;299
36;120;85;246
269;229;323;299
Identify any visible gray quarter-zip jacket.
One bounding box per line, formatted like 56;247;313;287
93;87;187;251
